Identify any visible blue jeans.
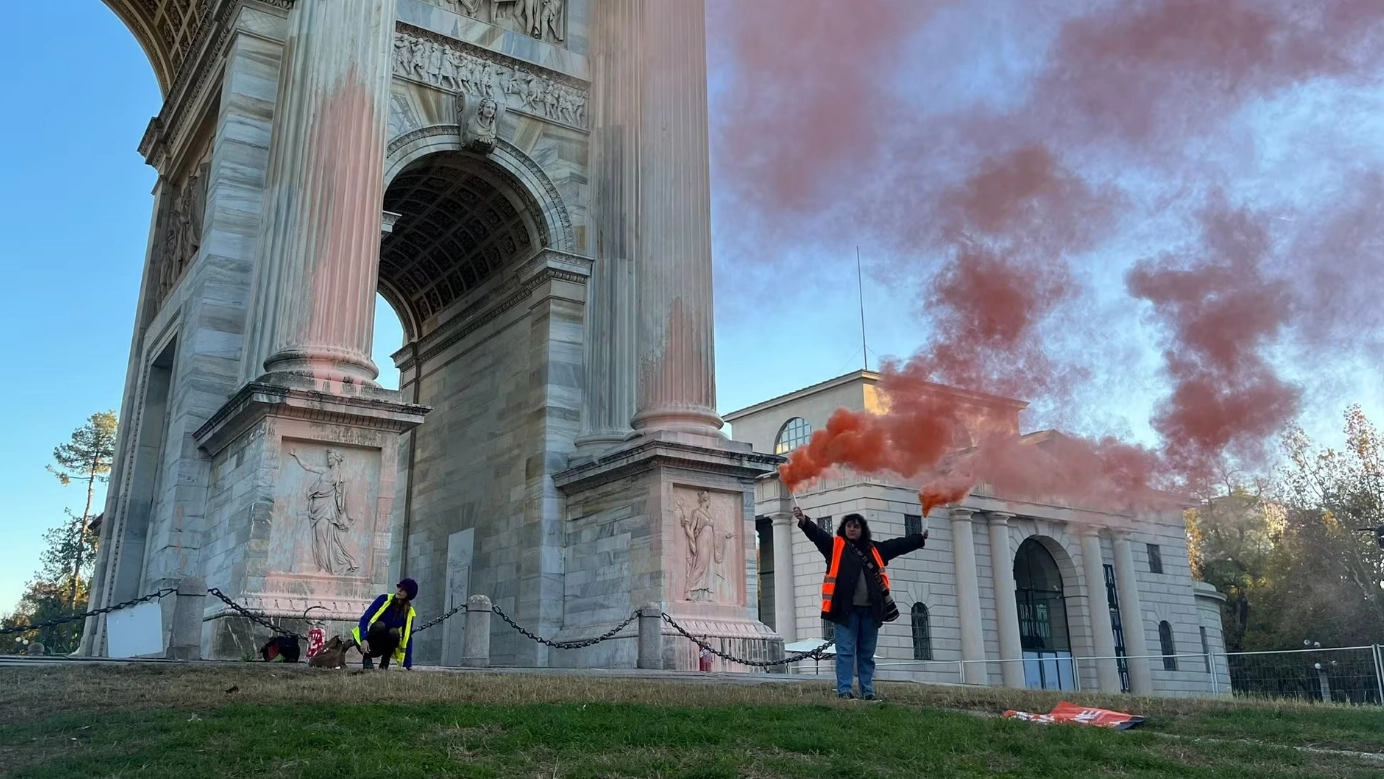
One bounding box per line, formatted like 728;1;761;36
833;606;879;696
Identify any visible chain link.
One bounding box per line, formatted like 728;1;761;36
412;601;467;634
0;588;177;636
491;603;641;650
661;612;835;668
206;588;307;641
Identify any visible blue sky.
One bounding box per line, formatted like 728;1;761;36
2;3;1381;615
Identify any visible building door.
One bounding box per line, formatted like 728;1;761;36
1014;539;1075;690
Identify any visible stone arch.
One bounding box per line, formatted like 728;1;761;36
384;125;575;254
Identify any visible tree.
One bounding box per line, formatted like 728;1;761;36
46;411;117;612
1274;406;1384;644
1184;480;1281;652
1187;406;1384;651
0;578;89;655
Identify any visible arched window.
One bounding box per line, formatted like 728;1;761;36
1159;621;1177;671
1014;538;1075;690
911;603;932;660
775;417;812;454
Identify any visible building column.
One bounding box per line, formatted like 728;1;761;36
1080;526;1122;692
1112;530;1154;695
627;0;724;437
771;513;798;643
240;0;397;387
950;508;987;685
574;0;639;455
986;512;1024;688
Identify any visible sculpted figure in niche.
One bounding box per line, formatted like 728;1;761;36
678;491;733;602
289;448;360;576
465;96;501;154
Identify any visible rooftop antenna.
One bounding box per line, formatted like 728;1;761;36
856;246;868;372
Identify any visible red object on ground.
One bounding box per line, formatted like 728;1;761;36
306;625;325;658
1002;701;1145;730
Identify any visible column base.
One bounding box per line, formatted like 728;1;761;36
552;432;784;671
629;406;726;439
260;346;382;391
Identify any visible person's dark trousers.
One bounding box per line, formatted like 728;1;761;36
362;621;400;669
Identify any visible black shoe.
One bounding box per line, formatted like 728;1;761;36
363;657;374;670
863;693;880;702
837;692;856;699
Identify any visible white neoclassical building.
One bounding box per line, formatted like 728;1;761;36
729;371;1231;696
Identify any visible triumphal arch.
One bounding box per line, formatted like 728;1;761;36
84;0;781;669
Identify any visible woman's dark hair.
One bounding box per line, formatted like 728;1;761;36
836;513;872;544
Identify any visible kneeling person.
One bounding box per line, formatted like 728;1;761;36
353;578;418;670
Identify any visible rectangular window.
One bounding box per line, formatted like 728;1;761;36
1200;626;1212;674
1146;544;1164;574
905;514;923;536
1104;564;1131;693
817;515;833;534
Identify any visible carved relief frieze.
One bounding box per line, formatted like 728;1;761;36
394;27;587;130
673;488;742;604
155;154;211;302
426;0;566;46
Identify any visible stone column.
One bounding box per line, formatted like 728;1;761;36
241;0;396;387
986;513;1024;688
1080;526;1122;692
771;513;798;642
575;0;640;455
1112;530;1154;695
627;0;724;437
950;508;987;685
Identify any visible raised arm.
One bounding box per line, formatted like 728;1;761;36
793;507;835;560
875;531;928;563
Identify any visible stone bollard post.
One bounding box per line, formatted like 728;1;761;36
461;594;492;668
166;576;207;661
637;603;664;670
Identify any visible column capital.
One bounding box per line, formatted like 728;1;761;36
985;511;1015;525
948;507;976;522
769;512;795;527
1110;527;1135;542
1077;524;1106;539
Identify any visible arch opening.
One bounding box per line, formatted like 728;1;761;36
379;151;548;339
1014;537;1076;690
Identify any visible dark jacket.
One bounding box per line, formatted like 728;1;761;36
799;519;927;626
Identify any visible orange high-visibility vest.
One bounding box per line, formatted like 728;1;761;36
821;537;890;613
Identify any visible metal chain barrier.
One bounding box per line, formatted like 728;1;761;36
0;588;177;636
412;601;467;634
491;602;641;650
206;588;306;641
661;612;835;668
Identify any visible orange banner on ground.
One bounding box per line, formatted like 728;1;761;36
1002;701;1145;730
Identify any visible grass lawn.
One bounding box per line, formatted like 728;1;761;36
2;664;1382;778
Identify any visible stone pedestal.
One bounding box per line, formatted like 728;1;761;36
193;382;427;659
553;432;783;671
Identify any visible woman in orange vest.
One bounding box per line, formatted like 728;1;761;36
794;507;928;700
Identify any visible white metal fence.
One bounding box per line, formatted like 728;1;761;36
845;645;1384;704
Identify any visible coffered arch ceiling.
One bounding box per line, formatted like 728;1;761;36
101;0;209;95
380;152;548;337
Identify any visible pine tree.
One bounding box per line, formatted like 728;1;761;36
47;411;118;612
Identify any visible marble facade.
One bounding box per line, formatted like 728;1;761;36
85;0;780;669
730;371;1233;697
